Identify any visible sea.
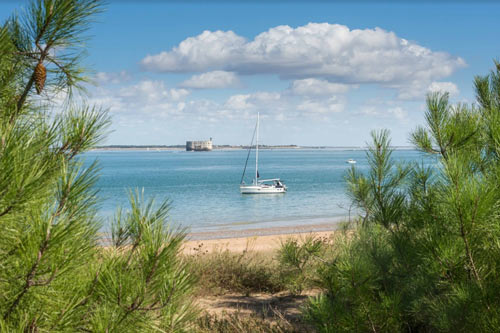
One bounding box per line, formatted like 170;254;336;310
83;149;435;235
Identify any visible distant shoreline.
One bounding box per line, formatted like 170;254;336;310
91;145;416;151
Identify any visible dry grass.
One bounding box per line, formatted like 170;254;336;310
185;239;284;296
183;231;349;332
195;311;297;333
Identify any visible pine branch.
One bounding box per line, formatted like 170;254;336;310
3;229;50;320
14;4;54;119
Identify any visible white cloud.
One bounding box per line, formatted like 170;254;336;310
359;105;408;123
396;80;460;100
142;30;246;73
179;71;241;89
387;107;407;121
288;78;352;96
223;92;281;110
95;70;131;84
141;23;465;98
82;76;404;126
225;94;252;110
169;88;191;101
83;80;192;121
427;81;459;96
221;90;343;117
249;91;281;103
297;97;345;114
118;80;190;102
360;106;379;116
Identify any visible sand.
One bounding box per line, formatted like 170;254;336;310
183;222;341;254
183;222;342;327
183;231;334;254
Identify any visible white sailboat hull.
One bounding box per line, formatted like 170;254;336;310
240;184;286;194
239;112;288;194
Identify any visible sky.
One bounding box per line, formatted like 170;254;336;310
1;1;500;146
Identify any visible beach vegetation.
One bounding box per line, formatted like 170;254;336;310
277;235;331;295
186;242;284;296
0;1;196;331
304;60;500;332
195;311;297;333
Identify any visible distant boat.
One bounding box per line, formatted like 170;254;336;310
347;159;357;164
240;113;287;194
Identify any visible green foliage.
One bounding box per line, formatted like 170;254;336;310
91;191;197;332
187;245;284;296
346;129;410;229
278;235;327;295
0;1;197;331
306;60;500;332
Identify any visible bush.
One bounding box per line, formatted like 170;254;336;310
187;243;284;296
0;1;196;331
305;61;500;332
277;235;330;295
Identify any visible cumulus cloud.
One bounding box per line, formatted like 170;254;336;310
250;91;281;103
297;97;345;114
396;80;460;100
360;106;379;116
141;23;465;96
395;82;428;100
221;90;343;118
225;94;252;110
224;92;281;111
179;71;241;89
142;30;246;73
387;107;407;121
427;81;459;96
359;105;408;122
83;79;191;121
288;78;352;96
95;70;131;84
118;80;190;102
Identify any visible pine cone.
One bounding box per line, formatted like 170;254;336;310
34;63;46;94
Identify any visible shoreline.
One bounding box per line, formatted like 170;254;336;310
99;217;352;247
90;146;416;152
183;221;347;254
186;220;344;241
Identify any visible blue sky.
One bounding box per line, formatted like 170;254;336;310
1;1;499;146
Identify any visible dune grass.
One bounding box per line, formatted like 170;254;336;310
185;240;285;296
195;311;297;333
183;233;341;332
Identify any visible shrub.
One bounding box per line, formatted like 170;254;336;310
187;244;284;296
0;1;196;331
305;61;500;332
277;235;330;295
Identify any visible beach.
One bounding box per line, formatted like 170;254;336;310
183;222;340;254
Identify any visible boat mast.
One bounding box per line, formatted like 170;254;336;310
255;112;259;184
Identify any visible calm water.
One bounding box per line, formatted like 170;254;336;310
83;149;433;233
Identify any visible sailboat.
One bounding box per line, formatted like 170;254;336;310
239;113;287;194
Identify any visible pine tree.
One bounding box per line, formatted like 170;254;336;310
305;60;500;332
0;1;196;331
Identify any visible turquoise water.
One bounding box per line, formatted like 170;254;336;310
84;149;433;233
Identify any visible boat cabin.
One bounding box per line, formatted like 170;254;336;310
258;178;285;188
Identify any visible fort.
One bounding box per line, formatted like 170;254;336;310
186;138;213;151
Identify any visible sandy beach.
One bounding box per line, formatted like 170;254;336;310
183;222;341;254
